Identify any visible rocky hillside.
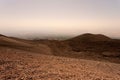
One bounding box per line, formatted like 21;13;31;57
0;48;120;80
66;33;120;56
0;33;120;63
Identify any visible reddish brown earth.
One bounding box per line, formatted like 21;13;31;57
66;33;120;53
0;48;120;80
0;33;120;79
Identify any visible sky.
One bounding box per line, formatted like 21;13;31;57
0;0;120;38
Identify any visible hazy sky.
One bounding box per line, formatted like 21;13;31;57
0;0;120;38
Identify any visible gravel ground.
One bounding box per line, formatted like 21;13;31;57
0;49;120;80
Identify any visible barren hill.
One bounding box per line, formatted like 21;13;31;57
0;34;33;47
69;33;111;42
0;33;120;63
0;34;52;55
0;33;120;79
66;33;120;55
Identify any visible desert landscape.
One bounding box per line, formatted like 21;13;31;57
0;33;120;80
0;0;120;79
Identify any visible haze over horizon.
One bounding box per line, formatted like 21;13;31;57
0;0;120;38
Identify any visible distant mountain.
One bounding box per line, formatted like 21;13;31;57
66;33;120;54
68;33;111;42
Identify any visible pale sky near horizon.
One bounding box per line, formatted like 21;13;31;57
0;0;120;38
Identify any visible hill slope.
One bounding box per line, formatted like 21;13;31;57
0;34;34;47
0;49;120;80
0;34;52;55
0;33;120;63
69;33;111;42
66;33;120;54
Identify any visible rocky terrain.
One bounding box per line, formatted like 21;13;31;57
34;33;120;63
0;48;120;80
0;33;120;79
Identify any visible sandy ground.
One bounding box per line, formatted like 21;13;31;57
0;49;120;80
